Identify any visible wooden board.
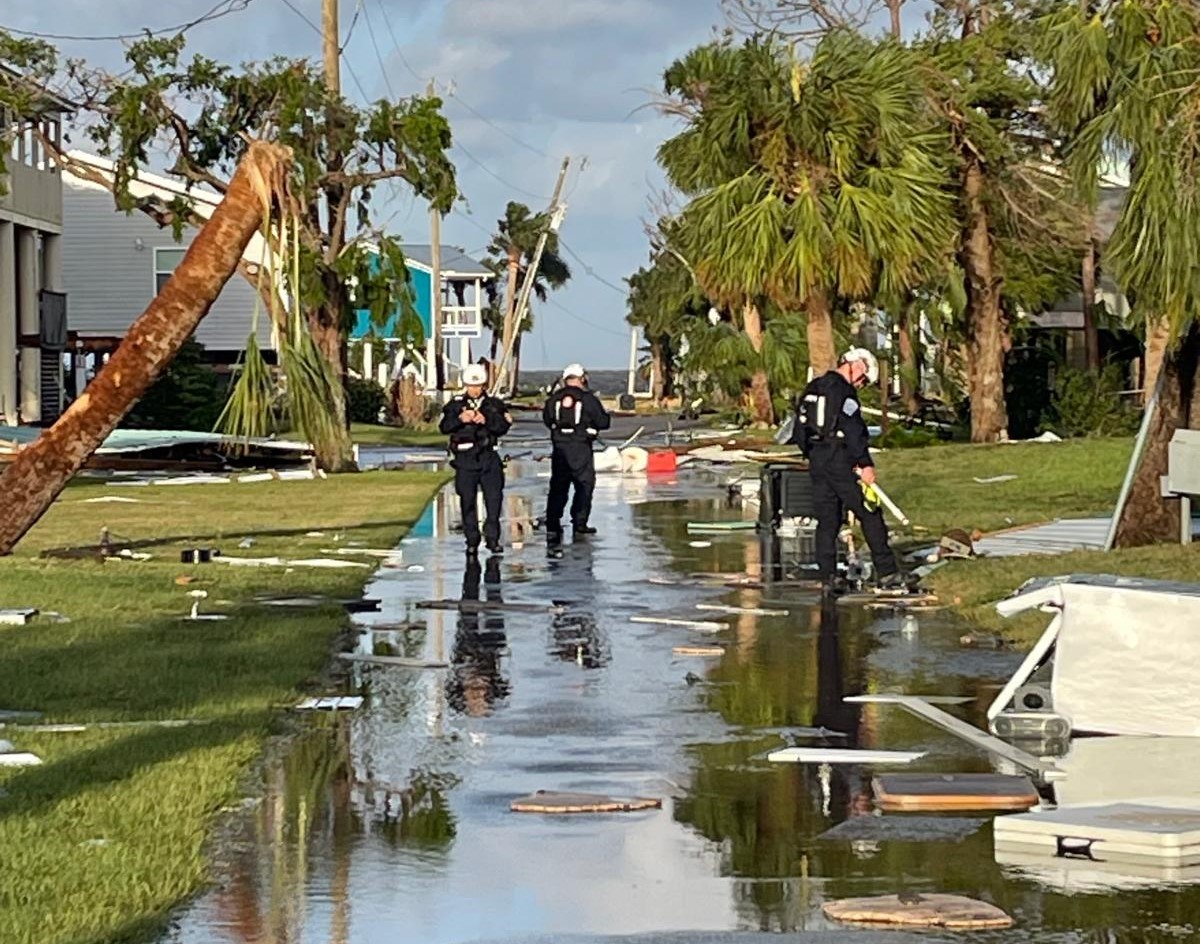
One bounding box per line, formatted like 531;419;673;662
839;591;939;607
873;773;1039;812
510;791;662;814
338;653;449;669
768;747;925;765
672;645;725;657
295;696;364;711
417;599;565;614
823;894;1012;930
995;803;1200;864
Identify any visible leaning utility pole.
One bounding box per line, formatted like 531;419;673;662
495;156;571;396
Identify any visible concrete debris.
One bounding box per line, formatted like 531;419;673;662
823;894;1013;930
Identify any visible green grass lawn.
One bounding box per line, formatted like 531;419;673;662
869;435;1200;636
349;422;444;447
0;470;447;944
876;435;1133;536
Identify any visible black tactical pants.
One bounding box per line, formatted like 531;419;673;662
810;446;897;581
455;451;504;548
546;440;596;530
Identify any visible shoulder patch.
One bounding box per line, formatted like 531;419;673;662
842;399;860;417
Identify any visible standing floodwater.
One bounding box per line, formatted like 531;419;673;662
164;463;1200;944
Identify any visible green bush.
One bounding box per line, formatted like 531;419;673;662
876;425;940;450
346;376;387;423
123;339;225;431
1041;364;1139;439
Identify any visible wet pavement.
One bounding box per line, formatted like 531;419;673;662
163;460;1200;944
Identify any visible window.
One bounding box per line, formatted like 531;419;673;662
153;248;187;294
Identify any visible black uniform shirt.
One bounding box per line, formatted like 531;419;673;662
794;371;872;468
542;385;611;444
440;393;512;462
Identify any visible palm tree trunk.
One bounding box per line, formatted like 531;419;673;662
1144;316;1170;406
650;339;666;403
897;302;920;414
961;157;1009;443
741;300;774;425
308;286;356;472
512;332;523;392
0;141;292;555
499;247;521;367
1113;323;1200;547
1082;235;1100;372
806;287;837;376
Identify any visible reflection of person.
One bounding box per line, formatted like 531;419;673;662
794;348;914;596
446;555;510;716
542;363;610;539
439;364;513;556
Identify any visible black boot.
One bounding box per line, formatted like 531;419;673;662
822;575;849;597
878;570;920;593
573;521;598;535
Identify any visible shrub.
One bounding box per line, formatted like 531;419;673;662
123;339;224;431
346;377;387;424
1041;364;1139;439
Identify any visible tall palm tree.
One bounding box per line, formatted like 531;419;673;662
656;32;956;425
1049;0;1200;546
486;201;571;390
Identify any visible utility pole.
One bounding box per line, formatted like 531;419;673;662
495;156;571;396
322;0;340;93
427;82;444;392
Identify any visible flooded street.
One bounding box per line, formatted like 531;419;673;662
165;458;1200;944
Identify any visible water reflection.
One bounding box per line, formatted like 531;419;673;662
544;540;611;669
446;556;511;717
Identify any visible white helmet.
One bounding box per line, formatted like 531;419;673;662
462;364;488;386
562;362;586;380
840;347;879;385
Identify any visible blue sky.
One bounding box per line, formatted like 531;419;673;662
6;0;730;368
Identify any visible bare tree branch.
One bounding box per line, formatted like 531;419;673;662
722;0;889;41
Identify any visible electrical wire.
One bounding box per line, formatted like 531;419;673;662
559;239;627;296
276;0;373;103
0;0;259;42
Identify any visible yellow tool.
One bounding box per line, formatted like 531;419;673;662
861;480;882;514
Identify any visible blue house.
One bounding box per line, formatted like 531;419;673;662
351;243;494;391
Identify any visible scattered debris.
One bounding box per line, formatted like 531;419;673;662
179;547;220;564
79;496;142;504
687;540;713;548
845;694;1063;780
686;520;757;533
295;696;364;711
959;631;1012;650
672;645;725;657
695;603;789;616
767;747;925;765
417;599;565;615
823;894;1012;930
938;529;977;560
820;816;988;844
684;671;703;686
630;616;725;632
289;558;371;569
406;564;425;573
509;790;661;814
873;773;1039;812
994;574;1200;738
995;803;1200;867
338;652;449;669
0;608;38;626
973;474;1019;484
238;537;255;549
0;752;42;767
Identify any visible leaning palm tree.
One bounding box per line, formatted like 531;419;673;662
0;141;294;554
656;32;956;425
1048;0;1200;547
486;201;571;390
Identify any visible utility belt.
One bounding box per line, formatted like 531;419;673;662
551;425;598;442
449;428;495;457
807;430;846;445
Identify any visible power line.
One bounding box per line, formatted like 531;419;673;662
559;240;627;296
359;0;395;99
0;0;259;42
443;87;550;160
339;0;363;54
453;139;553;202
548;297;629;338
276;0;373;103
373;0;426;87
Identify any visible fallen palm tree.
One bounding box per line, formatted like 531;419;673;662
0;140;295;555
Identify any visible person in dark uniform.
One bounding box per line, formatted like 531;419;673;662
794;348;915;595
439;364;513;555
542;363;610;539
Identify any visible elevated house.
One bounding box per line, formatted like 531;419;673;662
350;243;493;392
64;150;492;401
0;66;72;425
